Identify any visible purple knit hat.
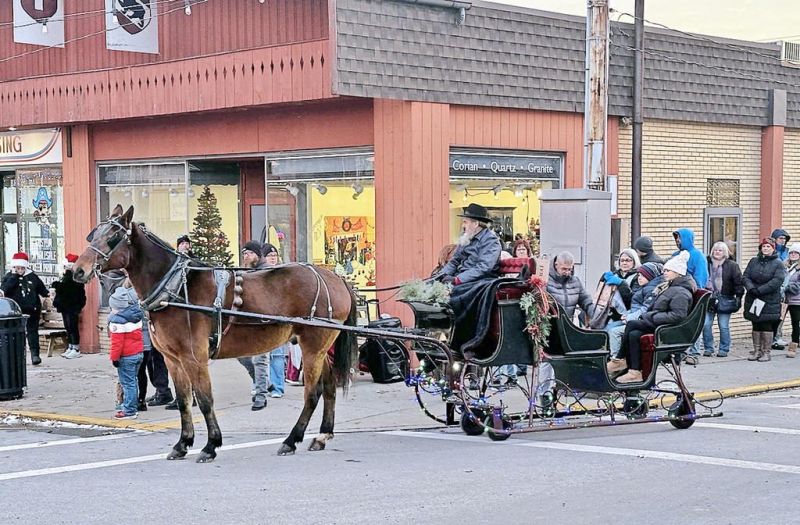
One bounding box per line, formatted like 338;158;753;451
637;262;664;281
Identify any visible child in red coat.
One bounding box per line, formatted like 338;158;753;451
108;281;144;419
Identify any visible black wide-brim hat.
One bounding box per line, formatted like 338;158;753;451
458;203;492;223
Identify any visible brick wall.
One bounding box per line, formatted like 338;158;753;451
784;130;800;240
617;119;762;340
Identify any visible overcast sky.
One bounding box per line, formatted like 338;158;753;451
494;0;800;43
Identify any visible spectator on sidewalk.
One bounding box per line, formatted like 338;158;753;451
702;242;744;358
743;238;786;362
782;243;800;358
108;278;145;420
1;252;49;366
52;253;86;360
772;228;791;263
672;228;708;357
261;243;287;399
634;236;666;265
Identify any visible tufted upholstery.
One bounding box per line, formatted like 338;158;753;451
498;257;535;278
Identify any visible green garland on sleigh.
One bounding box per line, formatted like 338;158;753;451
519;278;552;352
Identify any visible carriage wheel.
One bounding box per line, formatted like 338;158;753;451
484;414;512;441
668;396;696;429
460;408;486;436
623;396;648;419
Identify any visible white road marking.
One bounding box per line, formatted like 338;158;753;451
774;403;800;410
695;422;800;435
385;431;800;475
0;432;144;453
0;437;286;482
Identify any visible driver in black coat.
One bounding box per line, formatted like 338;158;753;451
438;203;501;285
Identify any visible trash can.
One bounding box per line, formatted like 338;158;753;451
0;298;27;401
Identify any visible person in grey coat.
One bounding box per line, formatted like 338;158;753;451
783;243;800;358
743;237;787;362
546;251;594;321
438;203;501;285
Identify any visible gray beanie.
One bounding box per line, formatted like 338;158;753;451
634;236;654;253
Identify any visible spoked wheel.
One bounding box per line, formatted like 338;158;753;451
460;408;487;436
668;395;696;429
623;395;649;420
484;414;512;442
412;356;456;425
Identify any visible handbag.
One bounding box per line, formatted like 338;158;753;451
715;294;740;314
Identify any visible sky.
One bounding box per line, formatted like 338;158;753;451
493;0;800;43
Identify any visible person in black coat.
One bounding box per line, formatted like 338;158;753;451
634;236;666;265
1;252;49;365
52;253;87;359
607;251;695;384
743;238;787;362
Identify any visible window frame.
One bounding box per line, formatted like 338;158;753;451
704;206;743;265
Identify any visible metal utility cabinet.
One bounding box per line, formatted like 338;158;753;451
539;189;612;289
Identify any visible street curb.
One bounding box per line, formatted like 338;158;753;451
0;409;181;432
695;378;800;401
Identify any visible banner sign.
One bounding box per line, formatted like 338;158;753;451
450;152;562;180
105;0;159;55
0;129;62;166
13;0;65;48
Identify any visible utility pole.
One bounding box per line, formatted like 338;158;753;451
584;0;610;190
631;0;644;244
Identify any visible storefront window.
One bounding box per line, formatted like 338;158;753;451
704;208;741;264
449;149;562;254
266;150;375;289
189;162;241;260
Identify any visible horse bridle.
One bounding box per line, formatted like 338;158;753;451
87;217;131;274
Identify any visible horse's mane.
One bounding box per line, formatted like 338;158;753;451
134;222;211;268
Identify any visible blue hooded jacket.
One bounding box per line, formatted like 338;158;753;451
672;228;709;288
771;228;791;262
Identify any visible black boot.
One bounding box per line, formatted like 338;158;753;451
31;349;41;366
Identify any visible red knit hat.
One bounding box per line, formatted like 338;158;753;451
66;253;79;263
761;237;776;250
11;252;28;268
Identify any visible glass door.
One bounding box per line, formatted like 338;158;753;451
0;172;19;272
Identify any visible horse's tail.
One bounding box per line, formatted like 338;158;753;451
333;282;359;394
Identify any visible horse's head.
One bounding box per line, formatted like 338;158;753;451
73;204;135;283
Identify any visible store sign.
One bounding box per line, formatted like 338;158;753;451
105;0;159;55
450;153;561;180
13;0;65;48
0;128;62;166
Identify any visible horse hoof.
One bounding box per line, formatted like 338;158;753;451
166;449;187;460
277;444;296;456
196;452;216;463
308;439;326;452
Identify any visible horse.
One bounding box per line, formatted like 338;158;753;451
73;205;359;462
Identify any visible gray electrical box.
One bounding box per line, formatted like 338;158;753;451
539;189;612;289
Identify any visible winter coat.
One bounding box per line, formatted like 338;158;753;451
109;286;151;351
440;227;501;284
547;260;594;320
633;237;666;265
630;275;665;315
52;270;87;314
672;229;709;288
771;229;791;262
743;253;786;322
1;270;49;314
705;257;744;299
640;275;695;329
108;303;143;361
784;263;800;306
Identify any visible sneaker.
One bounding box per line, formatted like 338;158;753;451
251;394;268;410
285;379;303;386
270;392;283;399
716;352;728;357
702;350;714;357
114;411;138;420
148;394;174;407
772;342;786;350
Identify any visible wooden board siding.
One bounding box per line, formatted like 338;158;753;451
449;106;586;189
373;99;450;320
0;40;333;128
0;0;329;81
61;125;100;352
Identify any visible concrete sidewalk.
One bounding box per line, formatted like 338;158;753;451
2;339;800;434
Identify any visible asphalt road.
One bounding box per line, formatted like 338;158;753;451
2;391;800;524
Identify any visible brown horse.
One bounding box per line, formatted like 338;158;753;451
73;205;359;462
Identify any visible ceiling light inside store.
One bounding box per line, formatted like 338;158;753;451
187;188;195;198
124;188;132;198
286;184;300;197
141;189;149;198
492;184;505;195
312;183;327;195
514;185;524;197
462;190;468;202
536;188;543;198
169;188;178;197
351;183;364;199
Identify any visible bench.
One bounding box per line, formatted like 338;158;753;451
42;328;69;357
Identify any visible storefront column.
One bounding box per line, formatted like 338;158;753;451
62;125;100;353
760;90;787;238
373;100;450;320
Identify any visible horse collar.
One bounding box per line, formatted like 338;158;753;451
139;255;191;312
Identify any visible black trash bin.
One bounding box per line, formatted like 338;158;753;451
0;298;27;401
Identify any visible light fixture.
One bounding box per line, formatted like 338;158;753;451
536;188;543;198
169;188;178;197
41;21;48;34
123;188;132;198
141;189;149;198
187;187;195;198
492;183;505;199
184;0;192;15
7;127;17;131
351;182;364;199
462;190;468;202
286;184;299;197
259;0;266;3
514;185;525;198
312;183;327;195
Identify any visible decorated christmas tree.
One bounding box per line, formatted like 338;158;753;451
190;185;233;266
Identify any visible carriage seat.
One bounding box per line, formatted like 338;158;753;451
498;257;535;279
639;289;711;378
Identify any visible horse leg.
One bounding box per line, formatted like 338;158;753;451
164;356;195;460
308;362;337;451
277;335;333;456
188;362;222;463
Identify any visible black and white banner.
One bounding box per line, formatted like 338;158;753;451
13;0;65;48
105;0;159;55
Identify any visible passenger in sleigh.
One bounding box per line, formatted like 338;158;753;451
592;248;641;332
605;262;665;359
607;251;695;383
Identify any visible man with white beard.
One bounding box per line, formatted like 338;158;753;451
438;203;502;285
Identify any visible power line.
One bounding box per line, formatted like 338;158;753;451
611;8;786;65
0;2;196;65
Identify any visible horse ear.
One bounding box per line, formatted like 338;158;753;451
111;204;124;217
121;205;135;226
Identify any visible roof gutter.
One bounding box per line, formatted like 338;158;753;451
392;0;473;25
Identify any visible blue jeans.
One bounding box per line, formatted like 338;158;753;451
269;344;288;395
117;353;143;415
604;320;626;358
703;311;731;356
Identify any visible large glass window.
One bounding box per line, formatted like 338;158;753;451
449;149;562;254
704;207;742;264
266;149;375;289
